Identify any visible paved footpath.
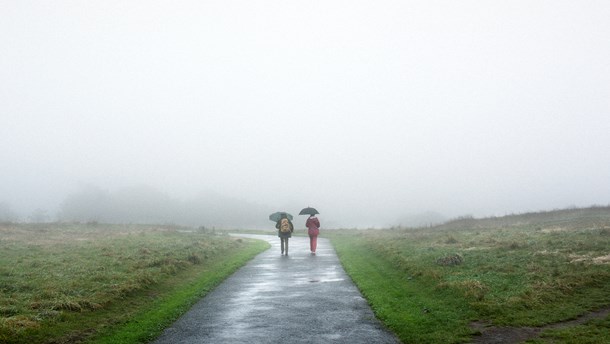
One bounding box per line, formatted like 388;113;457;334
152;234;400;344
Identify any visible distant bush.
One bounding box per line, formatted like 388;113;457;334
445;236;459;244
436;254;464;266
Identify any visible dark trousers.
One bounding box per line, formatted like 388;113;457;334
281;237;289;254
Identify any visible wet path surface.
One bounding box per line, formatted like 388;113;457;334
152;234;400;344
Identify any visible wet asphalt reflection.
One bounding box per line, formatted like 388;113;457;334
151;234;400;344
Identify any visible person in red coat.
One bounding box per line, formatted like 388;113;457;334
305;214;320;255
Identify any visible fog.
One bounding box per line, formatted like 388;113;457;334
1;1;609;228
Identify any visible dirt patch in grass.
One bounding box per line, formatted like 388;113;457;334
568;253;610;265
471;307;610;343
540;227;569;234
592;254;610;264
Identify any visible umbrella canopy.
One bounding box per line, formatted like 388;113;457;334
299;207;319;215
269;212;293;222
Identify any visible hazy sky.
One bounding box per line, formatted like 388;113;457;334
2;1;609;226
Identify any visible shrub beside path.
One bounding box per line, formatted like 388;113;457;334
151;234;400;344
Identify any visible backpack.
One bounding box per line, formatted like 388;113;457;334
280;218;291;233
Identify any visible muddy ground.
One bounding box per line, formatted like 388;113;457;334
471;307;610;343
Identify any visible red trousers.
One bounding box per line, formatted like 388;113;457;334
308;228;319;252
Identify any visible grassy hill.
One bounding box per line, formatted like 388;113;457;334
329;206;610;343
434;205;610;231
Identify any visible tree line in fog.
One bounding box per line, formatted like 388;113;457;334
1;185;274;228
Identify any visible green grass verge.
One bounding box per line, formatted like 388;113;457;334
327;207;610;343
91;238;269;343
332;236;475;343
0;224;269;344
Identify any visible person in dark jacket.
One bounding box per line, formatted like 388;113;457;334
305;214;320;255
276;214;294;255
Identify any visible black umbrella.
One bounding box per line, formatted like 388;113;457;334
299;207;319;215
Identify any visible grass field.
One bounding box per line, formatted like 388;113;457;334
329;206;610;343
0;223;269;344
2;207;609;343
